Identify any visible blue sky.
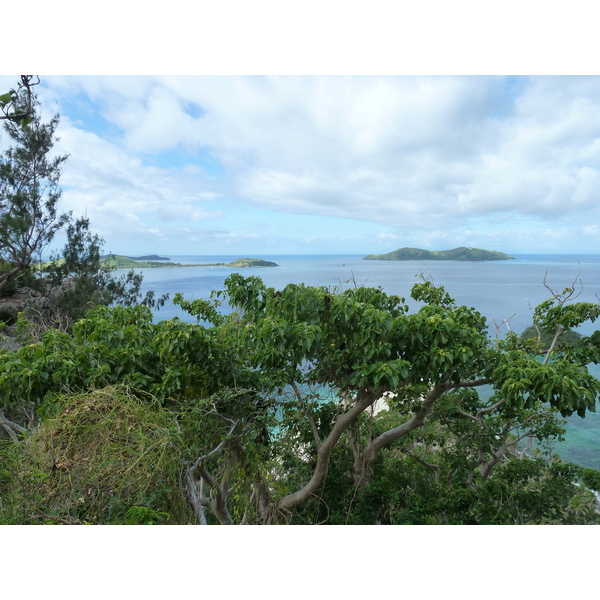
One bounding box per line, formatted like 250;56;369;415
3;73;600;257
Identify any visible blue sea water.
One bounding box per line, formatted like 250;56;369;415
134;253;600;469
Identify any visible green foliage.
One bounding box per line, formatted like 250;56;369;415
2;272;600;524
102;255;178;269
43;217;168;322
520;324;582;351
279;427;600;525
1;88;164;330
0;99;70;294
0;386;193;524
0;300;254;421
216;274;600;522
491;350;600;418
0;260;43;299
224;258;278;268
122;505;170;525
579;467;600;492
534;296;600;333
0;76;39;128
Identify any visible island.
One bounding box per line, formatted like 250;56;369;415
363;247;514;261
102;255;279;269
125;254;171;261
224;258;279;268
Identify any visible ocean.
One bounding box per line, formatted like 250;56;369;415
134;253;600;469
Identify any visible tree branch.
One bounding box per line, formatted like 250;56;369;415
186;466;208;525
186;419;238;525
402;449;441;482
0;76;39;122
0;409;28;439
197;463;233;525
189;419;238;472
292;382;321;447
543;325;564;365
278;387;378;511
355;378;493;487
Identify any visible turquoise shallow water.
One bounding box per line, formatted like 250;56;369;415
134;253;600;469
561;382;600;469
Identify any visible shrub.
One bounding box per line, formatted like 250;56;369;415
0;386;193;524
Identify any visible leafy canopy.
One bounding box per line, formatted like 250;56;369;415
2;273;600;524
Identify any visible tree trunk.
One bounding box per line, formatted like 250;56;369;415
278;387;378;511
354;382;452;486
354;379;490;487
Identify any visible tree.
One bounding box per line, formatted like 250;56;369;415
2;274;600;524
1;84;166;332
0;76;39;127
520;324;582;351
174;274;600;523
519;270;587;355
43;216;168;323
0;95;69;295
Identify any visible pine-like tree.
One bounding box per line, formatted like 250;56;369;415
0;96;70;295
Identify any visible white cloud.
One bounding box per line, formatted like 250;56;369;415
46;112;224;251
27;75;600;254
156;204;223;222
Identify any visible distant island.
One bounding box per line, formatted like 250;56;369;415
103;255;279;269
363;247;515;262
125;254;171;261
221;258;279;268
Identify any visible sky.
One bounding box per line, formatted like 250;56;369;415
2;5;600;258
3;75;600;257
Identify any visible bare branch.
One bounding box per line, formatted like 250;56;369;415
241;488;256;525
475;396;508;419
494;312;517;341
359;383;450;472
188;419;238;472
1;422;19;442
452;378;494;389
185;419;238;525
35;511;81;525
543;265;583;304
454;408;478;421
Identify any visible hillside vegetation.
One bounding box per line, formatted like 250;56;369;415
3;275;600;525
364;246;515;261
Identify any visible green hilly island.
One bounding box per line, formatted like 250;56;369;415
363;247;514;261
102;256;279;269
126;254;171;261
